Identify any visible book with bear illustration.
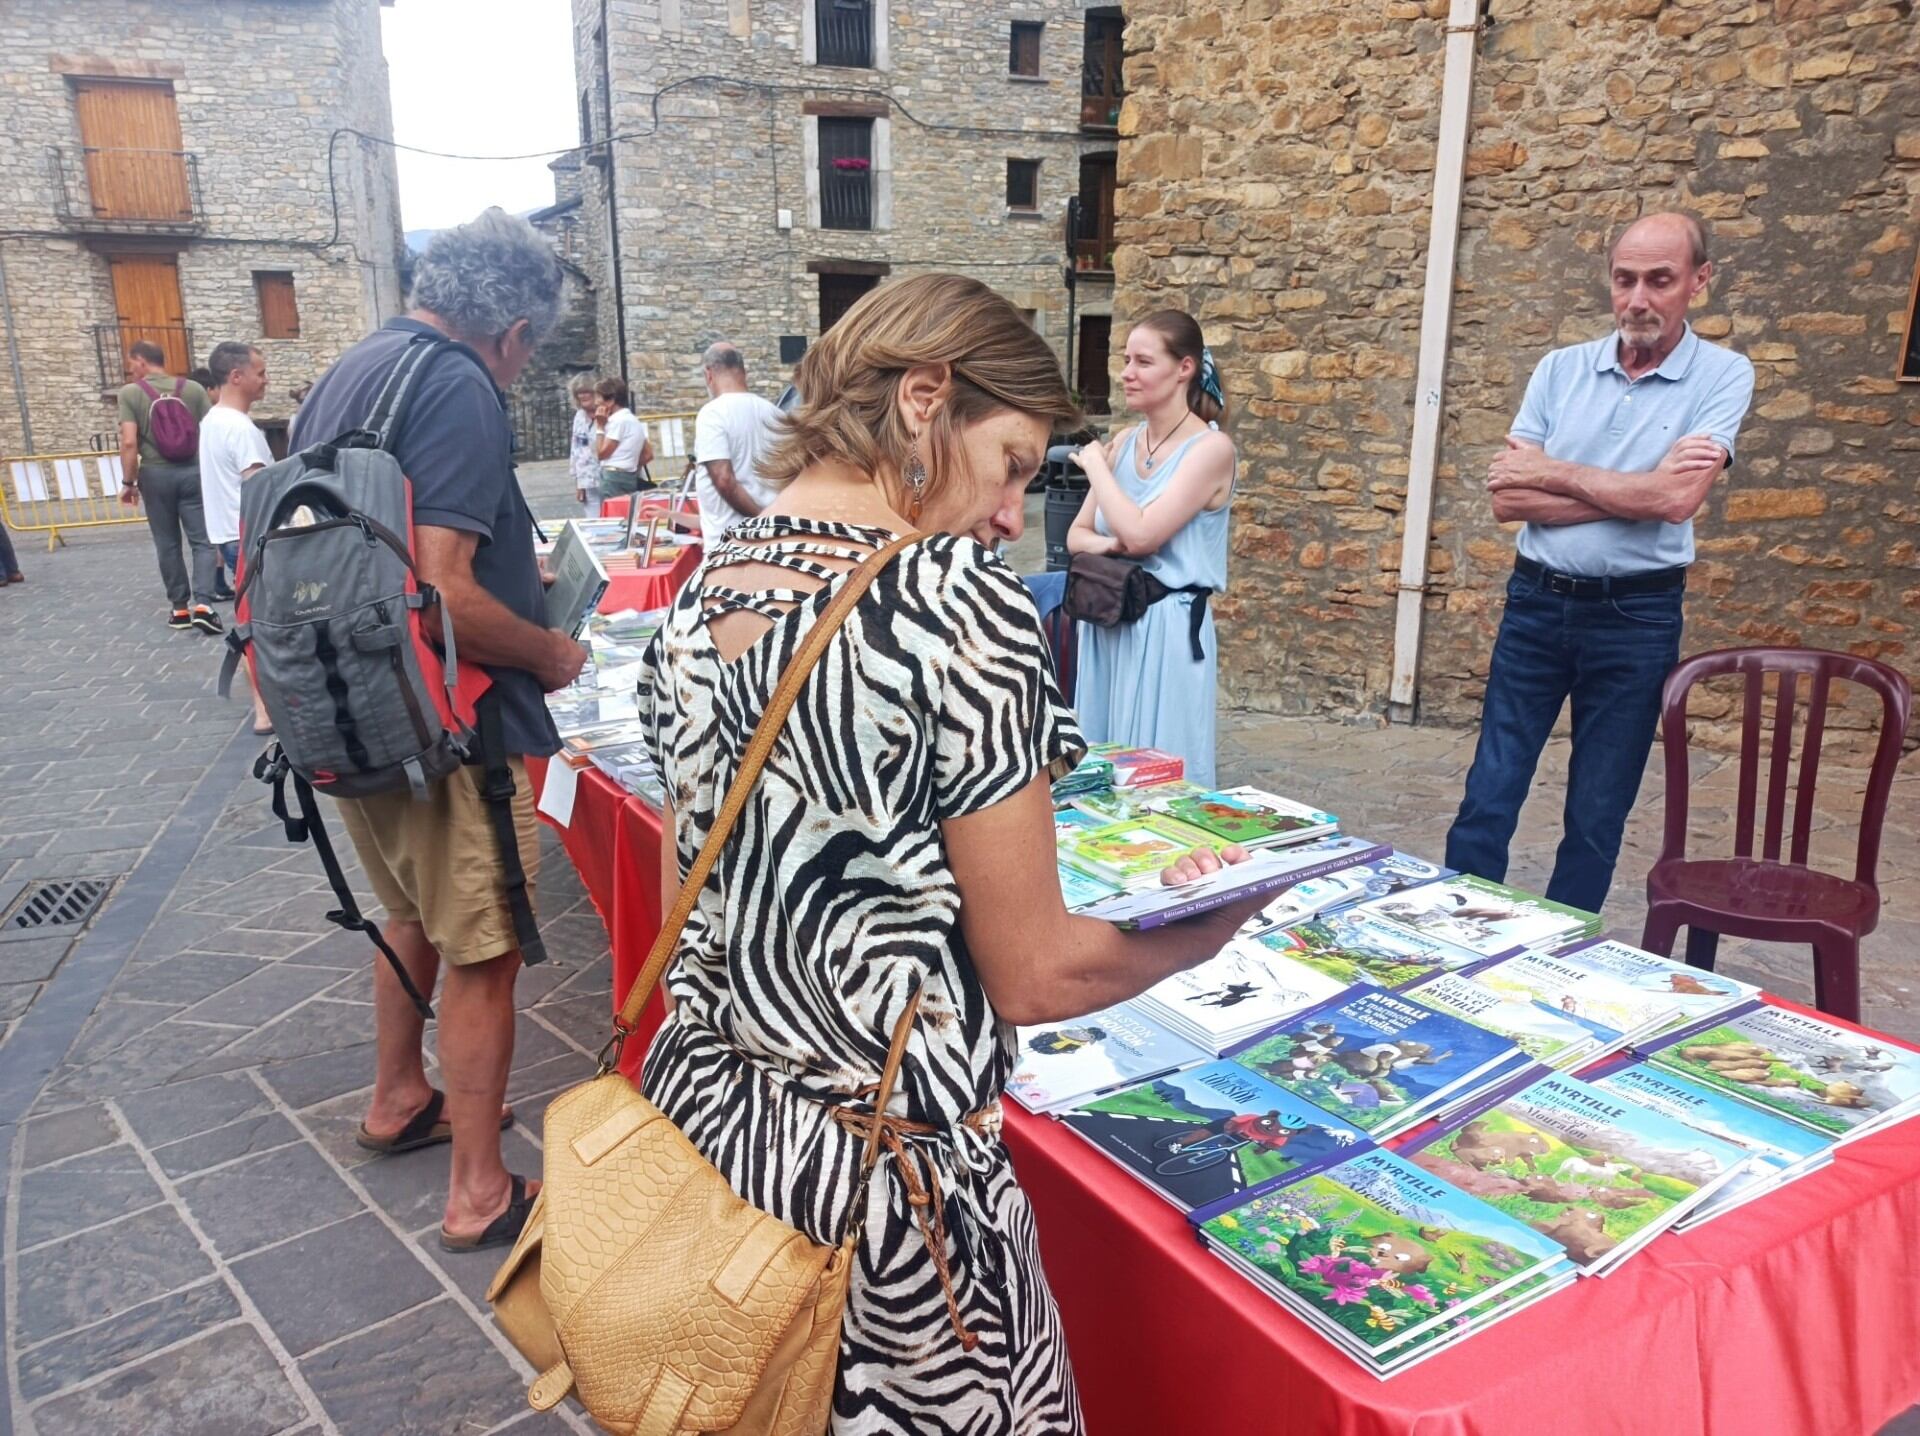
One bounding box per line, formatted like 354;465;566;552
1641;1003;1920;1141
1223;985;1527;1138
1008;1001;1207;1115
1350;876;1601;962
1400;1071;1750;1274
1059;1059;1369;1211
1589;1061;1835;1227
1145;786;1339;850
1189;1147;1573;1375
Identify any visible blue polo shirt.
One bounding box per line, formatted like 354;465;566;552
290;318;558;758
1509;325;1755;577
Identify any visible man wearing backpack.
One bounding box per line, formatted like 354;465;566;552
287;209;584;1252
118;341;218;633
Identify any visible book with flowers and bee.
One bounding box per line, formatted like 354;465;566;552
1189;1147;1572;1375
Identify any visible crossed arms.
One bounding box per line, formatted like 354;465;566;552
1487;434;1727;527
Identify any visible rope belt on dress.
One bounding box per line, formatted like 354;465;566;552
831;1094;1000;1354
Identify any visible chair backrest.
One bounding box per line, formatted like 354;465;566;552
1657;645;1912;888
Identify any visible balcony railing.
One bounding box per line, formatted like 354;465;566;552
49;146;205;233
816;0;874;68
92;324;195;392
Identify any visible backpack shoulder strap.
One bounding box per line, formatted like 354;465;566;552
361;335;448;453
172;377;185;398
134;377;158;402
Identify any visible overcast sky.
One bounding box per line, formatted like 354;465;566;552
380;0;580;232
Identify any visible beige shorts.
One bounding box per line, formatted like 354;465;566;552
336;758;541;966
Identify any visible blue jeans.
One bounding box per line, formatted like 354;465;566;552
1444;569;1684;914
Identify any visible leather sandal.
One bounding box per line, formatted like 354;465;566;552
439;1172;537;1252
355;1088;512;1155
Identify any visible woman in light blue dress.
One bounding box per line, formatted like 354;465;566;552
1068;310;1235;786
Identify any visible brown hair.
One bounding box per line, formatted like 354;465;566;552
594;376;629;408
1133;309;1227;427
128;340;167;367
763;273;1080;503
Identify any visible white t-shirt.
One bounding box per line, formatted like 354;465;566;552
693;391;783;546
601;408;647;473
197;405;273;544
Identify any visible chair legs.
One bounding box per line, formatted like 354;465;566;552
1683;927;1720;973
1810;933;1861;1023
1640;907;1682;959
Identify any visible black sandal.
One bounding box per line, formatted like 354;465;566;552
439;1173;538;1252
355;1089;512;1155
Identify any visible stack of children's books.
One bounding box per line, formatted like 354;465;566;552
1007;1001;1205;1116
1129;939;1349;1054
1347;875;1601;965
1241;851;1454;936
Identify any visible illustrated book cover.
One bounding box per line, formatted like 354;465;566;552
1133;940;1349;1054
1351;876;1600;962
1060;1059;1367;1210
1008;1001;1207;1115
1058;816;1222;886
1401;1071;1751;1273
1258;911;1483;991
1146;786;1338;849
1224;985;1525;1136
1077;836;1389;931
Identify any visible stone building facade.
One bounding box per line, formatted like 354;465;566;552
571;0;1127;414
0;0;405;458
1115;0;1919;742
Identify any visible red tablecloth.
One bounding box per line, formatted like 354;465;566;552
599;495;700;526
601;562;684;615
528;770;1920;1433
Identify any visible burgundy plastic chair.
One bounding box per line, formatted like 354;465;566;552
1640;646;1912;1021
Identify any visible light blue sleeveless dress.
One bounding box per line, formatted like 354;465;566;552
1074;427;1232;787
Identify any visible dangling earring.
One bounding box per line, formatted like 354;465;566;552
903;437;927;523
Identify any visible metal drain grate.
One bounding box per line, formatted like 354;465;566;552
1;879;110;940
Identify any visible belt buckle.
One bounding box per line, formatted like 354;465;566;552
1544;570;1576;596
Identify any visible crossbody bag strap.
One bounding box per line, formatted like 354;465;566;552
600;530;924;1062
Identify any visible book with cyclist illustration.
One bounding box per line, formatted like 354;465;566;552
1059;1059;1368;1211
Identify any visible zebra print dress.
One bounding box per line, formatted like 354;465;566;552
637;515;1087;1435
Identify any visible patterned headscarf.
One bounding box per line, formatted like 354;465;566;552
1199;346;1225;409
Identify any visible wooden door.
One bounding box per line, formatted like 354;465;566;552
110;255;189;375
1077;315;1112;415
72;79;192;221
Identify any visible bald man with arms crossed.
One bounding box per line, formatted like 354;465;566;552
1444;212;1756;915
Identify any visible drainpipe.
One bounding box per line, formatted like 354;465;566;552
1386;0;1482;722
598;0;630;385
0;244;34;453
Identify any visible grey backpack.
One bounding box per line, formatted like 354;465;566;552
218;335;546;1012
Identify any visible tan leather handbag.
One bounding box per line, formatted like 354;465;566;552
488;533;930;1434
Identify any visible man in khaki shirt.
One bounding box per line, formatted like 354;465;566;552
118;339;218;632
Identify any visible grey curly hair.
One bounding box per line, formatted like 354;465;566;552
408;207;566;344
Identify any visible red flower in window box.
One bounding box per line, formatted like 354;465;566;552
830;156;871;172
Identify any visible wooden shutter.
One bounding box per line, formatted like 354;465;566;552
1007;159;1040;211
255;272;301;339
109;255;189;375
72;80;192;222
1010;22;1043;77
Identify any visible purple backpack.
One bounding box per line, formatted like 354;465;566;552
138;376;200;463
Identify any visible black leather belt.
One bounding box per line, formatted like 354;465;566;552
1514;555;1686;599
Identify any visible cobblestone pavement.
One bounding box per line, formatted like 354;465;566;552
1;472;1914;1434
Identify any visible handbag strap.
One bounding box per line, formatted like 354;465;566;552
605;529;924;1050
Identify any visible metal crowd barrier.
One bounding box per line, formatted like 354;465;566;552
1;450;142;550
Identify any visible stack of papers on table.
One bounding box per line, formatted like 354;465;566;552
1589;1061;1835;1228
1640;1002;1920;1144
1007;1000;1206;1115
1132;939;1348;1054
1348;875;1601;965
1401;1070;1751;1276
1189;1147;1576;1378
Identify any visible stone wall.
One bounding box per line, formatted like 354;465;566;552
0;0;404;457
574;0;1102;412
1116;0;1919;744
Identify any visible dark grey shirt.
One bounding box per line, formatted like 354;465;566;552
291;318;558;757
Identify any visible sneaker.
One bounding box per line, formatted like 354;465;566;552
169;608;192;630
190;606;224;635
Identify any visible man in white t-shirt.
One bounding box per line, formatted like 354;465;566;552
198;340;276;732
692;342;782;547
593;377;652;499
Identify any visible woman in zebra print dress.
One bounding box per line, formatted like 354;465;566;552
636;275;1266;1434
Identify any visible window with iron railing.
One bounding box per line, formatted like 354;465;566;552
1082;10;1125;130
816;0;874;69
819;118;874;231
